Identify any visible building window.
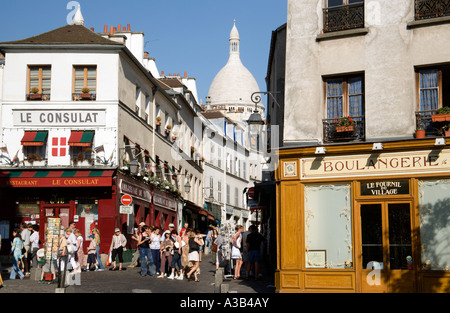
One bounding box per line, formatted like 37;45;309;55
304;183;353;269
415;0;450;21
27;66;51;101
323;0;365;33
418;179;450;270
323;75;365;142
218;181;222;203
73;66;96;101
234;187;239;207
226;184;230;205
415;66;450;136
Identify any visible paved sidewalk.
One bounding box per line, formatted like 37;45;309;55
0;253;275;293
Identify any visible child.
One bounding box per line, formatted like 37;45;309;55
86;234;98;271
38;249;56;283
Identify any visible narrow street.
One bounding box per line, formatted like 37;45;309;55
0;253;275;294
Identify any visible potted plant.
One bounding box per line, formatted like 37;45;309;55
432;106;450;122
335;116;355;132
443;124;450;137
80;87;92;100
416;122;426;139
29;87;42;100
156;116;162;126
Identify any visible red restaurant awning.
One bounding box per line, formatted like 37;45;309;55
68;130;94;147
21;131;48;146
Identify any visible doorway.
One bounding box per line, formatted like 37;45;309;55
357;201;416;292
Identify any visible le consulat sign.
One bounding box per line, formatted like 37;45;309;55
301;149;450;179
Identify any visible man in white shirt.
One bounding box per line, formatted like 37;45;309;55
29;225;40;268
20;223;31;275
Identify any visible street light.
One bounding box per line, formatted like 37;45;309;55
129;160;140;175
184;181;191;194
247;92;266;133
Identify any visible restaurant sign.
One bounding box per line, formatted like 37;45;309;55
360;180;409;196
13;109;106;126
301;149;450;179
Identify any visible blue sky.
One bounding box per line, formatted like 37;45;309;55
0;0;287;105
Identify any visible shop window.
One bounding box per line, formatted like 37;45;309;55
418;179;450;271
0;220;10;240
304;183;353;269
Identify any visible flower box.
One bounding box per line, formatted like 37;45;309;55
431;113;450;122
29;93;43;100
79;93;92;100
336;125;355;132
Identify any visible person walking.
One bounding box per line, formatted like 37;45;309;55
85;235;98;271
109;228;127;271
29;224;40;269
231;225;244;280
180;228;190;275
74;229;86;270
158;230;173;278
10;228;25;280
214;232;224;271
138;225;155;277
65;228;80;273
168;230;184;280
245;225;267;280
129;223;144;268
186;231;203;282
150;226;161;276
92;228;104;271
20;223;31;276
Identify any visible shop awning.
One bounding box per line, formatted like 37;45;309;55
0;169;115;188
21;131;48;146
68;130;94;146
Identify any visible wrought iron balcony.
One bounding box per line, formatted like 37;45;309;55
415;0;450;20
323;2;365;33
322;116;365;143
415;110;449;137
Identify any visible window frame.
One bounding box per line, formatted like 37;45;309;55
324;74;365;119
27;65;51;96
73;65;97;94
415;67;443;111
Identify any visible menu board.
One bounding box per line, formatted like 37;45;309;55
45;218;61;260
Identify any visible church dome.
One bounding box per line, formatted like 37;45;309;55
207;21;262;111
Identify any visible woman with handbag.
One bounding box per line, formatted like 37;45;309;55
186;231;203;282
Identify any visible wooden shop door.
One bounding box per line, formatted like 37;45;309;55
357;201;416;293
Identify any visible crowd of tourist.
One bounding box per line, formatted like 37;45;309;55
0;220;266;288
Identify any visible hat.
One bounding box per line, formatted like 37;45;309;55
114;228;120;232
89;234;95;239
37;248;45;258
139;222;146;226
168;223;175;228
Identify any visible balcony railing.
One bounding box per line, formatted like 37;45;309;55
322;116;365;143
323;2;365;33
415;110;449;137
415;0;450;20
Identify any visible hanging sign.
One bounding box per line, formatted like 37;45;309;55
360;180;409;196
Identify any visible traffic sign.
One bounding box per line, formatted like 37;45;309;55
120;194;133;206
248;187;255;199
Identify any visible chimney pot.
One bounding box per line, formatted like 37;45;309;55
184;71;187;77
104;25;108;33
118;24;121;32
123;26;126;31
90;27;95;32
161;71;164;76
127;24;131;31
110;26;114;35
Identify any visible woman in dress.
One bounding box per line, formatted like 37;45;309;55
10;228;25;280
150;227;161;276
180;228;190;274
186;230;203;282
231;225;244;280
168;230;184;280
74;229;86;270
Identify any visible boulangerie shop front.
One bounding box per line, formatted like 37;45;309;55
276;139;450;293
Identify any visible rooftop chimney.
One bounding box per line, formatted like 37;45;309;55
104;24;108;33
127;24;131;31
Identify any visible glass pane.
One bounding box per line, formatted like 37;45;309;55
361;204;383;269
388;204;412;270
418;179;450;270
304;184;353;269
328;0;343;7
